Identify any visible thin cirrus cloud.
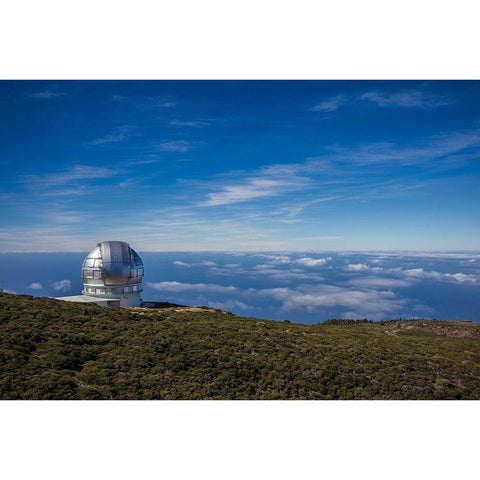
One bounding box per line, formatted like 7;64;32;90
0;225;96;253
111;94;176;109
360;90;449;108
307;129;480;170
157;140;192;152
311;94;348;112
312;89;448;112
46;212;86;224
93;127;131;145
20;165;121;188
200;165;310;207
196;127;480;210
171;120;210;127
29;87;66;99
202;177;303;206
272;197;338;223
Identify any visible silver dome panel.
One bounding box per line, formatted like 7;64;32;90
102;241;131;285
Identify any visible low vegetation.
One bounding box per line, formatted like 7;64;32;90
1;293;479;399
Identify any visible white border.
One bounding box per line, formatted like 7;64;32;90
1;401;478;480
1;0;479;79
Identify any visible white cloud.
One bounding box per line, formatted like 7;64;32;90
141;255;479;321
30;87;65;99
111;94;176;109
254;254;292;265
20;165;120;188
340;263;479;286
400;268;478;284
171;120;210;127
361;90;448;108
201;162;311;207
173;260;217;268
257;284;406;320
345;277;412;289
202;177;305;207
0;225;106;253
312;95;348;112
173;261;190;268
311;90;447;114
190;128;480;221
295;257;332;267
52;279;71;292
93;127;131;145
47;212;86;223
147;281;238;294
157;141;192;152
344;263;369;272
252;267;324;281
359;251;480;260
28;282;43;290
324;130;480;169
210;258;326;281
208;265;248;277
38;187;90;197
341;265;480;286
273;197;338;223
302;235;343;242
450;273;476;283
147;275;409;320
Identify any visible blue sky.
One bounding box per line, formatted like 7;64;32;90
0;80;479;252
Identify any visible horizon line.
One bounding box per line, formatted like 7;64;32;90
1;249;479;254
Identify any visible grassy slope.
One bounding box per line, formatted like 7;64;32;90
1;293;480;400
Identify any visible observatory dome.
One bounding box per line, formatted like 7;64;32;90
81;241;144;307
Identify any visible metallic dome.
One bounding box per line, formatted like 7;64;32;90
81;241;144;306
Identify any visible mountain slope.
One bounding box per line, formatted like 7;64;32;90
1;293;479;399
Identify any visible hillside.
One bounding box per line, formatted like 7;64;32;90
1;292;480;400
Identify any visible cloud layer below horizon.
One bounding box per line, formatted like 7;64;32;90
4;251;479;323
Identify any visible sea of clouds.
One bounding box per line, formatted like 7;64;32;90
2;251;479;323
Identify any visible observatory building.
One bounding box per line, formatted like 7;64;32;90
57;241;144;307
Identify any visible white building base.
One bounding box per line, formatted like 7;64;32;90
55;295;121;307
56;293;142;307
